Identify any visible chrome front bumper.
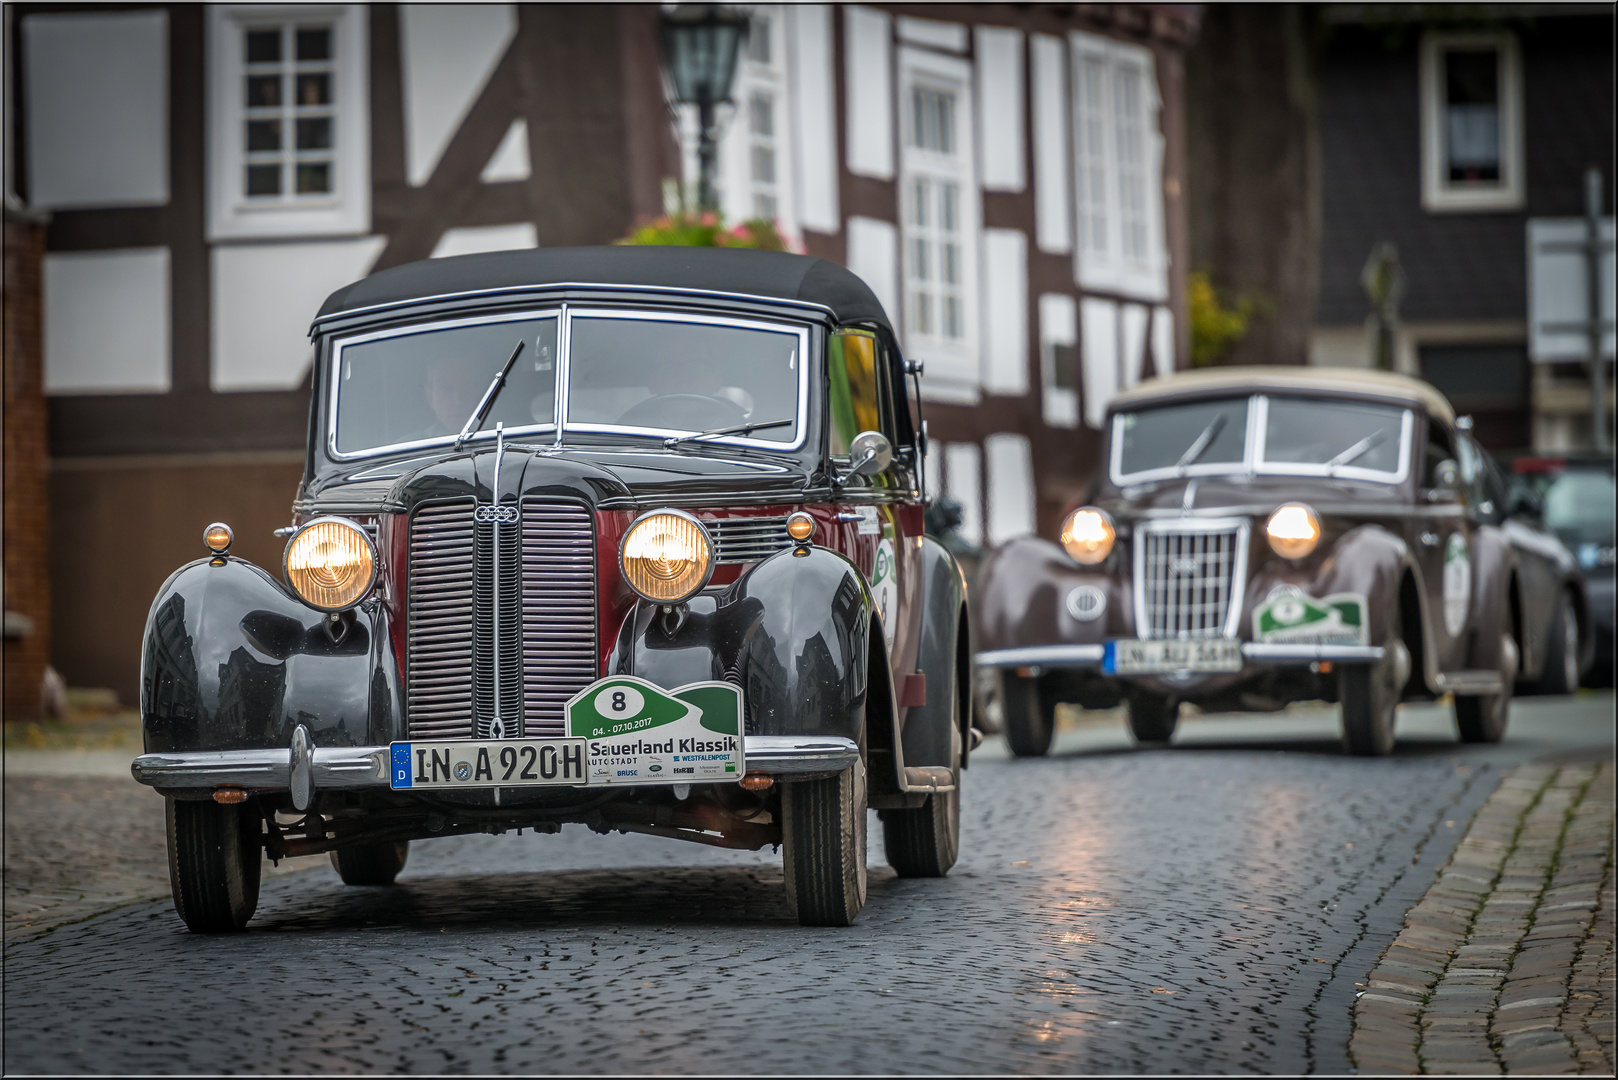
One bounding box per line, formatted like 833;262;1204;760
131;734;860;797
974;642;1386;669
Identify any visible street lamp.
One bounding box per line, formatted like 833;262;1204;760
660;4;750;214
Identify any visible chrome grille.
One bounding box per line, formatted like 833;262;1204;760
706;516;791;564
1135;522;1247;639
407;501;476;739
406;500;599;741
473;503;522;738
520;500;598;737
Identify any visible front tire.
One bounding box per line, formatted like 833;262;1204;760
1001;674;1056;757
1126;691;1179;744
330;841;409;886
882;725;961;878
1456;633;1516;744
1536;593;1580;696
166;798;262;933
782;756;868;926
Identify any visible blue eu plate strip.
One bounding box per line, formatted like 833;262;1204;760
391;743;413;789
1102;641;1117;675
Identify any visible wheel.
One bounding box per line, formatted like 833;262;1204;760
782;756;868;926
1456;633;1515;744
881;723;961;878
1536;592;1580;696
330;841;409;886
166;798;262;933
1001;674;1056;757
1126;691;1179;744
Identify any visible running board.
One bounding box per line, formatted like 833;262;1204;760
1436;670;1505;695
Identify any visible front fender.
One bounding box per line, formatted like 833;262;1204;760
608;545;875;744
903;537;968;769
974;536;1131;650
1245;523;1413;645
140;557;400;753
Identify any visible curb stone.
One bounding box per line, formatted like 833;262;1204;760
1348;760;1614;1075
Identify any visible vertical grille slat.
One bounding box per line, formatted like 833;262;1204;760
1137;524;1244;640
407;499;599;741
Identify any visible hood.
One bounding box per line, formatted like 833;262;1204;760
1095;472;1410;522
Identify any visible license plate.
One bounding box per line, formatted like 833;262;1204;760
1104;638;1243;674
389;739;589;790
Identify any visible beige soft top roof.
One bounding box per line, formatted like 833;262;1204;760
1108;365;1455;424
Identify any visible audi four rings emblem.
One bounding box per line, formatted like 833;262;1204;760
474;505;520;523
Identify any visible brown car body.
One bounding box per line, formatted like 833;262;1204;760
974;367;1588;755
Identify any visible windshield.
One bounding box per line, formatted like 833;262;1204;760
565;312;801;445
1540;469;1616;546
333;314;558;456
329;309;805;457
1114;398;1249;479
1259;397;1407;477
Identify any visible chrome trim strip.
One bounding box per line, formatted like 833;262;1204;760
1134;503;1464;520
742;735;861;774
309;281;838;330
131;737;856;789
974;645;1106;667
1241;643;1386;663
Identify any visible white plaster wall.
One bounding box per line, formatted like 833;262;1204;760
846;216;899;329
790;5;840;233
481;119;531;183
843;6;893;180
1152;305;1175;376
211;237;388;391
431;223;539;259
400;4;517;187
982;229;1028;395
1030;33;1071;255
1039;292;1079;428
44;248;171;394
976;26;1024;193
24;10;168;209
985;432;1036;546
1081;296;1119;429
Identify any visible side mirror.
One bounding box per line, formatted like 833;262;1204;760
847;430;893;478
1426;458;1461;502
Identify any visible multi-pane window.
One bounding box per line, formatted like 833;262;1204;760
746;12;771;65
1420;33;1522;212
243;23;336;200
907;175;963;339
1071;33;1166;299
748;91;778;220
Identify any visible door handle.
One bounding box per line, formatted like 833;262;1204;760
1420;531;1440;547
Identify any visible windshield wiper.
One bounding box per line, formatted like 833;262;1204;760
454;339;526;450
1175;413;1228;473
1325;428;1388;471
664;418;792;450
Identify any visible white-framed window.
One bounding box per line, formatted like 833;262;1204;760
207;5;369;241
715;5;798;239
1069;32;1167;301
1420;31;1524;213
899;46;980;397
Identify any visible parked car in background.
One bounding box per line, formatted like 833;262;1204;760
974;368;1589;757
132;247;971;931
1507;456;1615;687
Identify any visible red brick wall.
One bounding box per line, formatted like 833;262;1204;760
3;214;51;721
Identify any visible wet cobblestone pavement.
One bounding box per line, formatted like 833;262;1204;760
3;695;1611;1074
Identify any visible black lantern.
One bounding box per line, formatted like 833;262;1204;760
660;4;750;213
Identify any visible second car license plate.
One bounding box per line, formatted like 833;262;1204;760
389;738;589;790
1105;638;1243;674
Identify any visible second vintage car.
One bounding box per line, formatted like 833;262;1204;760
975;367;1590;756
132;246;971;931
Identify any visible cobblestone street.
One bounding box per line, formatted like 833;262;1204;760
3;694;1612;1074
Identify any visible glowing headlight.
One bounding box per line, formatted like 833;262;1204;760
1060;507;1116;565
1266;503;1322;560
283;518;377;611
620;510;714;604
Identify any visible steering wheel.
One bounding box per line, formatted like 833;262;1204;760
616;393;748;431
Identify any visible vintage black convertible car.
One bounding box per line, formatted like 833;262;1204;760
974;367;1590;757
133;247;971;931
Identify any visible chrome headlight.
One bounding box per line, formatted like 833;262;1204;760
620;509;714;604
1266;503;1322;560
1060;507;1116;565
283;517;378;611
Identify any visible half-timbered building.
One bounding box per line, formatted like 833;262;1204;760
3;3;1193;705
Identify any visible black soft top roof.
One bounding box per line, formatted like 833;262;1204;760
314;245;891;329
